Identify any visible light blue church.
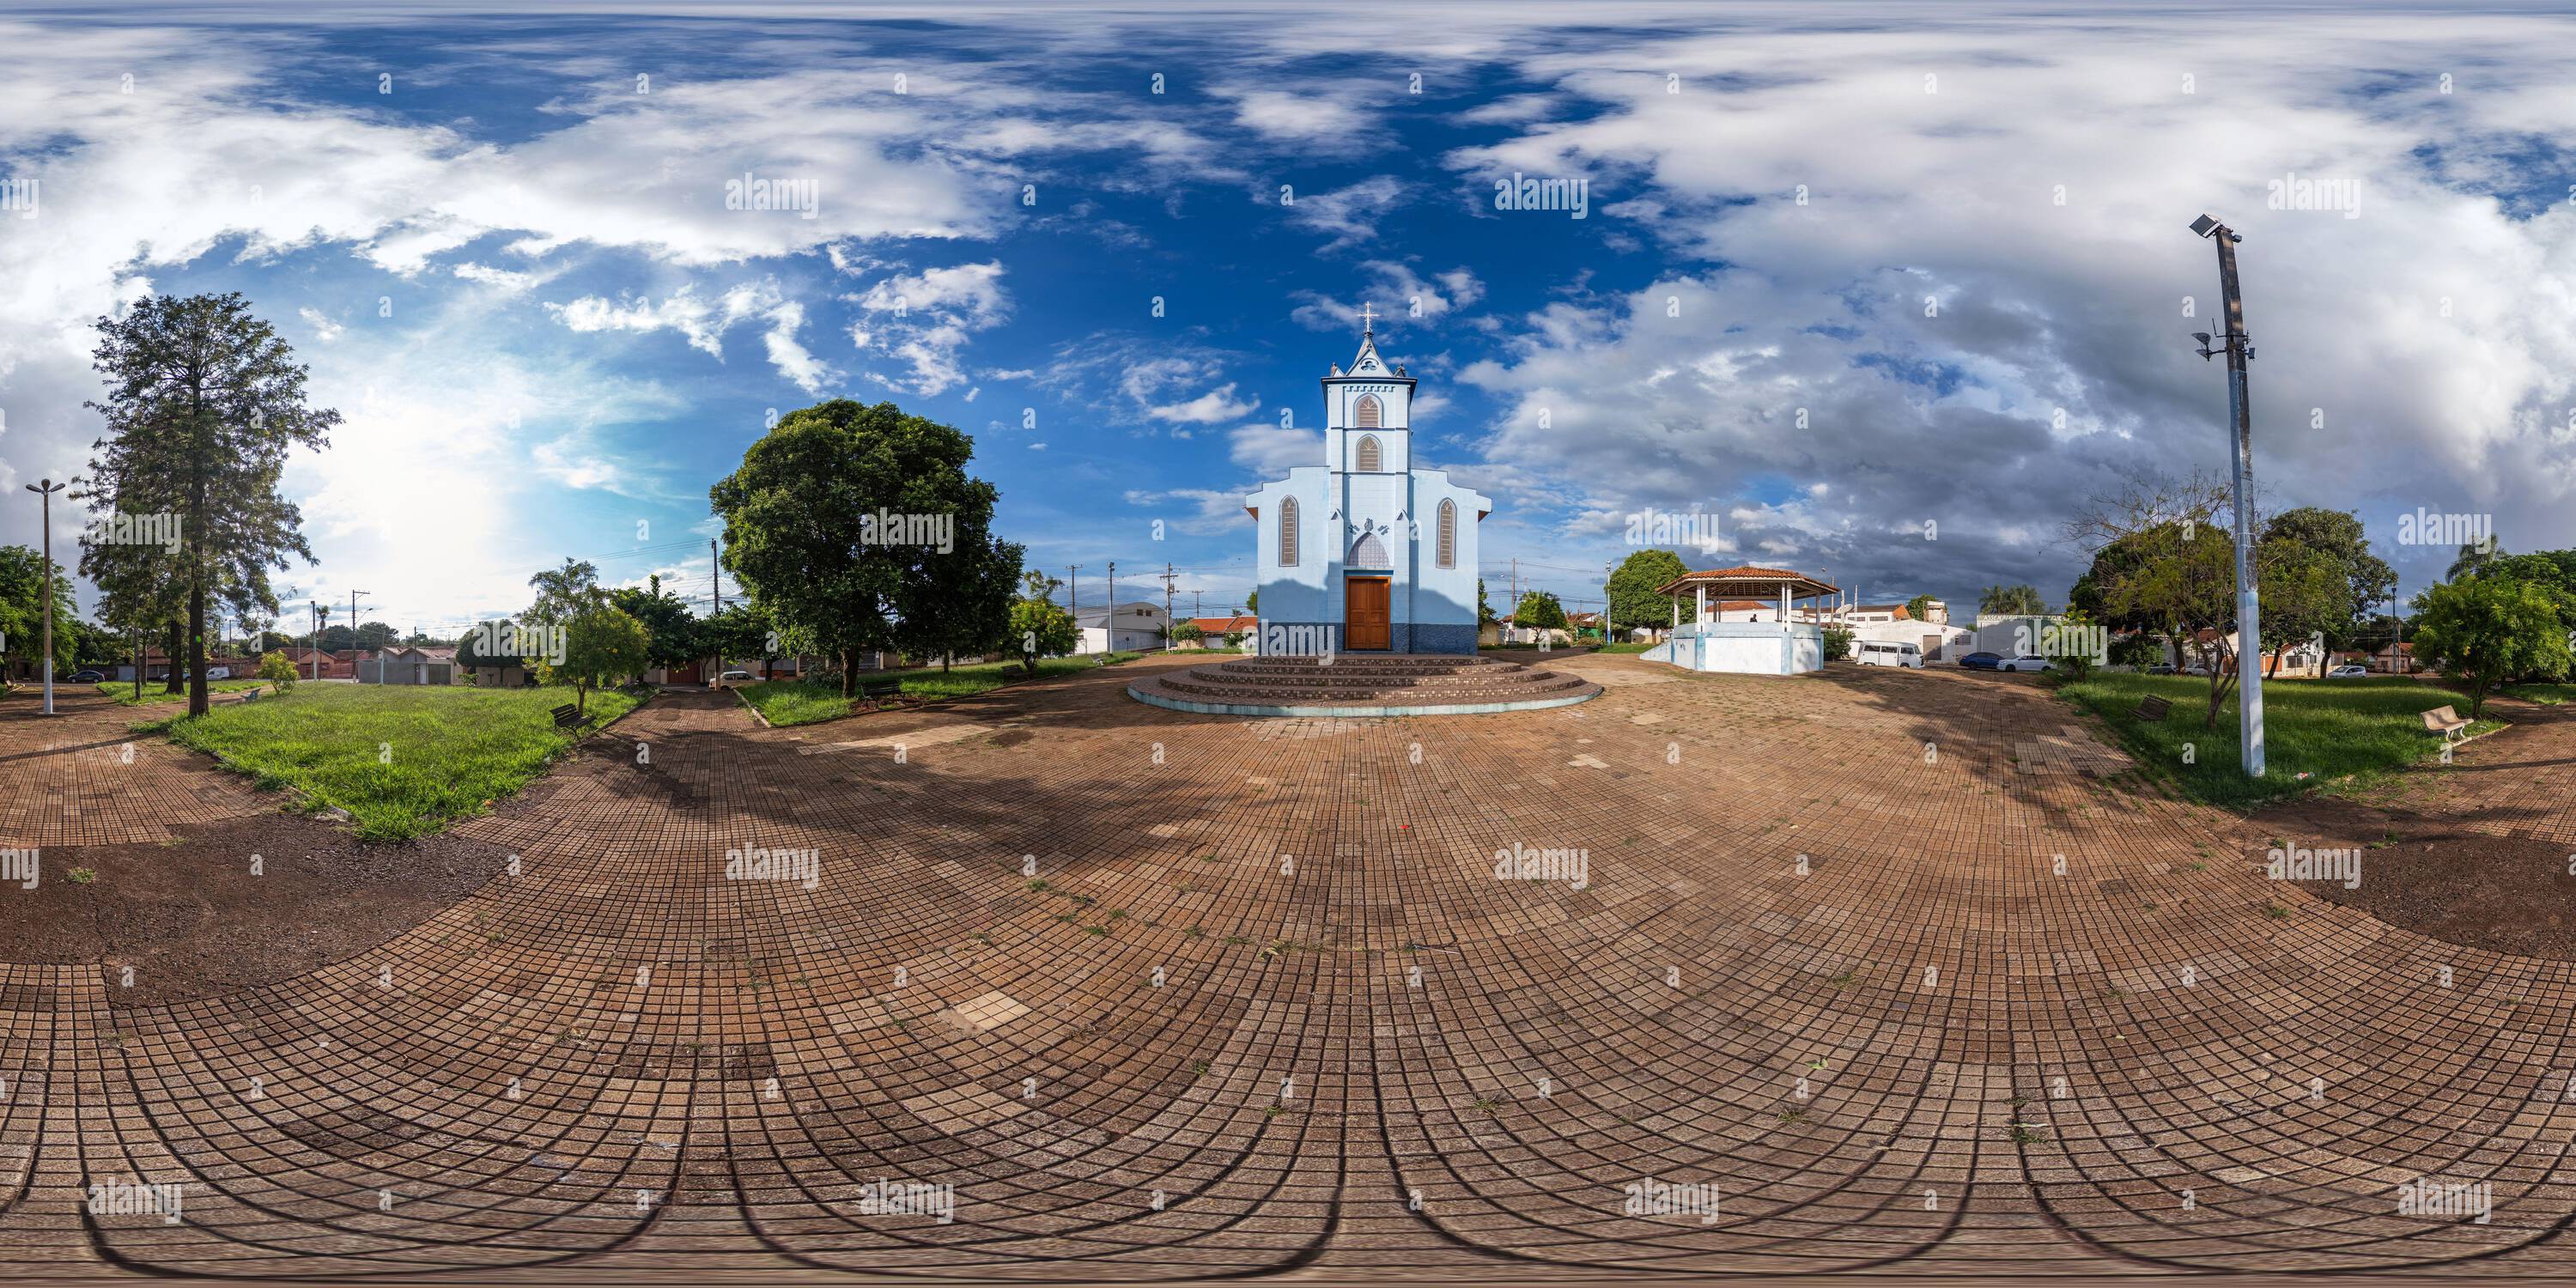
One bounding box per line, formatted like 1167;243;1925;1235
1245;314;1489;654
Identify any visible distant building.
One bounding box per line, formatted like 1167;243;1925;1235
1075;601;1168;653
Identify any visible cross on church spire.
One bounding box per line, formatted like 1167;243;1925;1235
1357;301;1376;331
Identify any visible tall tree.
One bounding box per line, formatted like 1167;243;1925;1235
710;399;1017;696
526;557;606;626
79;293;337;716
0;545;79;679
2064;468;2289;730
2448;538;2505;582
1905;593;1936;623
1514;590;1568;633
2262;507;2393;651
1607;549;1689;635
1978;583;2049;617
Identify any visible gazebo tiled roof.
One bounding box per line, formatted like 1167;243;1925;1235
1653;566;1841;599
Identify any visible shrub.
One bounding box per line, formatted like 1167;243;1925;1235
257;649;299;690
1822;628;1854;661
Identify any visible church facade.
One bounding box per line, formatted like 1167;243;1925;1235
1245;322;1488;654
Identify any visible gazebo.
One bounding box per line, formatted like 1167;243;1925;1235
1649;566;1841;675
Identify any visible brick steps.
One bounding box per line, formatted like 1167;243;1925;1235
1128;653;1602;715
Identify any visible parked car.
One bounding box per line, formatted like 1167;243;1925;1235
70;669;106;683
2144;663;2177;675
2182;663;2211;677
1996;656;2053;673
1957;651;2003;670
206;665;232;680
2326;664;2370;678
719;669;754;685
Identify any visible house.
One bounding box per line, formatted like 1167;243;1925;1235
2164;629;2327;677
1181;615;1257;646
1566;611;1605;639
1495;615;1575;647
276;647;350;678
1075;601;1168;653
359;645;459;685
1244;318;1490;654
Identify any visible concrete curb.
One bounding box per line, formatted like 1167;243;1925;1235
1127;681;1600;719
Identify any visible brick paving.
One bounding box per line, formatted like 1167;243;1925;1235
4;656;2576;1279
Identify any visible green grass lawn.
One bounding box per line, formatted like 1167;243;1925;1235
96;678;271;705
144;683;640;840
2505;683;2576;705
2054;672;2504;810
1597;641;1658;654
740;653;1143;726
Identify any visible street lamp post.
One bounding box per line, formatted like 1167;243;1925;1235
2191;214;2264;777
25;479;64;714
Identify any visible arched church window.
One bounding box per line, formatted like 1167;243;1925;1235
1354;394;1382;428
1279;496;1299;566
1437;499;1457;568
1356;434;1382;472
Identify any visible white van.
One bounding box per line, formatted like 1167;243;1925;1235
1856;640;1923;669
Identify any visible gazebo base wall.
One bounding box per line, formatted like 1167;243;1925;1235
1664;623;1826;675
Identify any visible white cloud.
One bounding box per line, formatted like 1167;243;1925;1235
297;307;343;341
1146;381;1259;424
548;278;833;391
850;260;1009;396
1283;175;1404;252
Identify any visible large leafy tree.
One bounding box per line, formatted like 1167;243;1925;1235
1904;593;1936;623
1607;549;1689;635
526;557;607;626
710;399;1018;696
77;293;337;716
1514;590;1568;632
2410;576;2573;719
0;544;79;678
2262;507;2393;653
608;574;701;674
700;602;776;677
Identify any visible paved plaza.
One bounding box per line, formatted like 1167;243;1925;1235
4;656;2576;1279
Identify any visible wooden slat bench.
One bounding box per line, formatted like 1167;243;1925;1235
2421;704;2470;747
550;702;585;729
856;677;922;712
2132;694;2172;722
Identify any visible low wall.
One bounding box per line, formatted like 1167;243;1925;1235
1667;623;1826;675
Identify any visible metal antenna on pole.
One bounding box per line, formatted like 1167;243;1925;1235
25;479;64;714
351;589;369;683
2191;213;2264;777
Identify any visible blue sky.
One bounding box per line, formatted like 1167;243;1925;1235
4;2;2575;639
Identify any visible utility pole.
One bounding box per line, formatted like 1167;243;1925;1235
1194;589;1201;620
1159;563;1177;651
25;478;63;714
351;588;368;683
2191;213;2263;777
1603;561;1613;642
1107;561;1117;647
711;536;724;680
1510;557;1518;621
1067;565;1080;615
309;601;323;681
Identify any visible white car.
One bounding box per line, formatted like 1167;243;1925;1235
1996;656;2052;673
719;669;754;684
2326;664;2369;678
205;665;232;680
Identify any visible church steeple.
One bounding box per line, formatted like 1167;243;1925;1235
1347;302;1391;376
1321;302;1417;476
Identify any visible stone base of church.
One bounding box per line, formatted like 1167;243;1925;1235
1252;621;1480;655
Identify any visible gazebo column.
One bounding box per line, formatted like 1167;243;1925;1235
1669;598;1678;628
1778;583;1789;626
1695;584;1706;624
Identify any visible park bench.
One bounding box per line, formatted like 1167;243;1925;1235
550;702;585;729
855;677;922;712
2421;704;2470;747
2132;694;2171;722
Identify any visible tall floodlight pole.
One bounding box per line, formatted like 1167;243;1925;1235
26;479;64;714
2191;214;2263;777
